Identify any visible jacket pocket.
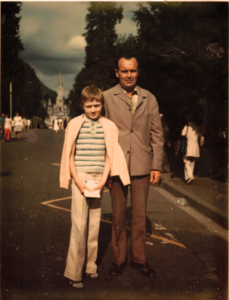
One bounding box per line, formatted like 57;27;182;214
141;144;152;153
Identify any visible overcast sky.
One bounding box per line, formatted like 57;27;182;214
19;2;145;97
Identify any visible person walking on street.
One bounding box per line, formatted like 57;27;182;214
60;86;130;289
11;119;15;133
181;113;202;184
22;117;27;132
53;117;59;133
103;54;164;278
13;112;22;140
26;119;31;129
0;113;6;141
64;118;67;129
4;114;12;142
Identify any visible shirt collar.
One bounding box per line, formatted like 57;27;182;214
122;86;139;96
83;114;99;124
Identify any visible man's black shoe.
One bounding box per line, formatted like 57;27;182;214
108;262;126;276
130;261;157;278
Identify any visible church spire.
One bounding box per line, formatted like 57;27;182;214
58;71;63;87
48;97;52;106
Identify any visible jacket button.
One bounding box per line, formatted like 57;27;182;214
129;108;131;111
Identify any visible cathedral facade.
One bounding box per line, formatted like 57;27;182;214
45;72;70;128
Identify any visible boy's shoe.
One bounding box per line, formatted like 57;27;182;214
85;273;99;279
69;280;84;289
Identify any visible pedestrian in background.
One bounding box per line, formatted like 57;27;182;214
0;113;6;141
11;119;15;133
13;112;22;140
64;118;67;129
181;113;202;184
26;119;31;129
161;114;171;173
53;117;59;133
60;86;130;289
4;114;12;142
22;117;27;131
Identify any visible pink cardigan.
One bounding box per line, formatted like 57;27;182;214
60;114;130;189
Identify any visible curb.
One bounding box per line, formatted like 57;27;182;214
161;179;228;230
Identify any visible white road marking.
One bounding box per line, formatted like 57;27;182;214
157;188;228;241
164;232;177;241
41;197;187;248
146;241;154;246
154;223;167;230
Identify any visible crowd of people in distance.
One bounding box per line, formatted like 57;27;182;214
0;112;31;142
0;112;69;141
53;117;68;134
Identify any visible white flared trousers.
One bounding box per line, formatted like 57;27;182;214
64;173;103;281
183;157;195;180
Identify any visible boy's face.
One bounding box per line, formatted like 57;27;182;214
83;99;102;120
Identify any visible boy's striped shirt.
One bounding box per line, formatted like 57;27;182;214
75;116;106;173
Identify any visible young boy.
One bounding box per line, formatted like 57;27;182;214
60;86;130;289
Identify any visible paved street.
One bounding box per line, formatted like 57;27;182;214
1;129;228;300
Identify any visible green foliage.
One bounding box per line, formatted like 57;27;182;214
1;2;24;113
132;2;227;129
40;81;57;104
68;2;123;117
17;61;43;118
1;2;54;120
35;104;48;120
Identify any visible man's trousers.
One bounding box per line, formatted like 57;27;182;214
110;175;150;265
64;173;102;281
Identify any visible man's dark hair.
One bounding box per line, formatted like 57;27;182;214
116;54;139;70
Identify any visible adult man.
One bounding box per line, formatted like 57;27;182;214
103;54;164;278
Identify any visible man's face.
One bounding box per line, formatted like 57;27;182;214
2;113;5;117
83;100;102;120
115;57;139;92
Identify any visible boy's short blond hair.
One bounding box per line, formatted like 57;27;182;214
80;86;104;107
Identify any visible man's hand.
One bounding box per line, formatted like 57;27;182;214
150;170;161;185
105;176;112;189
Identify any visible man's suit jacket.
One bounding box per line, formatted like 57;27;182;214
103;84;164;176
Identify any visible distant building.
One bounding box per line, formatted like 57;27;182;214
45;72;69;128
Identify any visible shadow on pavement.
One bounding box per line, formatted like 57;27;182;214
96;220;112;267
0;171;13;177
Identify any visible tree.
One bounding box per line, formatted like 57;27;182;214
68;2;123;117
1;2;51;120
1;2;24;114
16;61;43;118
132;2;227;131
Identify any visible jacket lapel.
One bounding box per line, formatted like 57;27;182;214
136;87;147;110
113;84;131;107
113;84;147;110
